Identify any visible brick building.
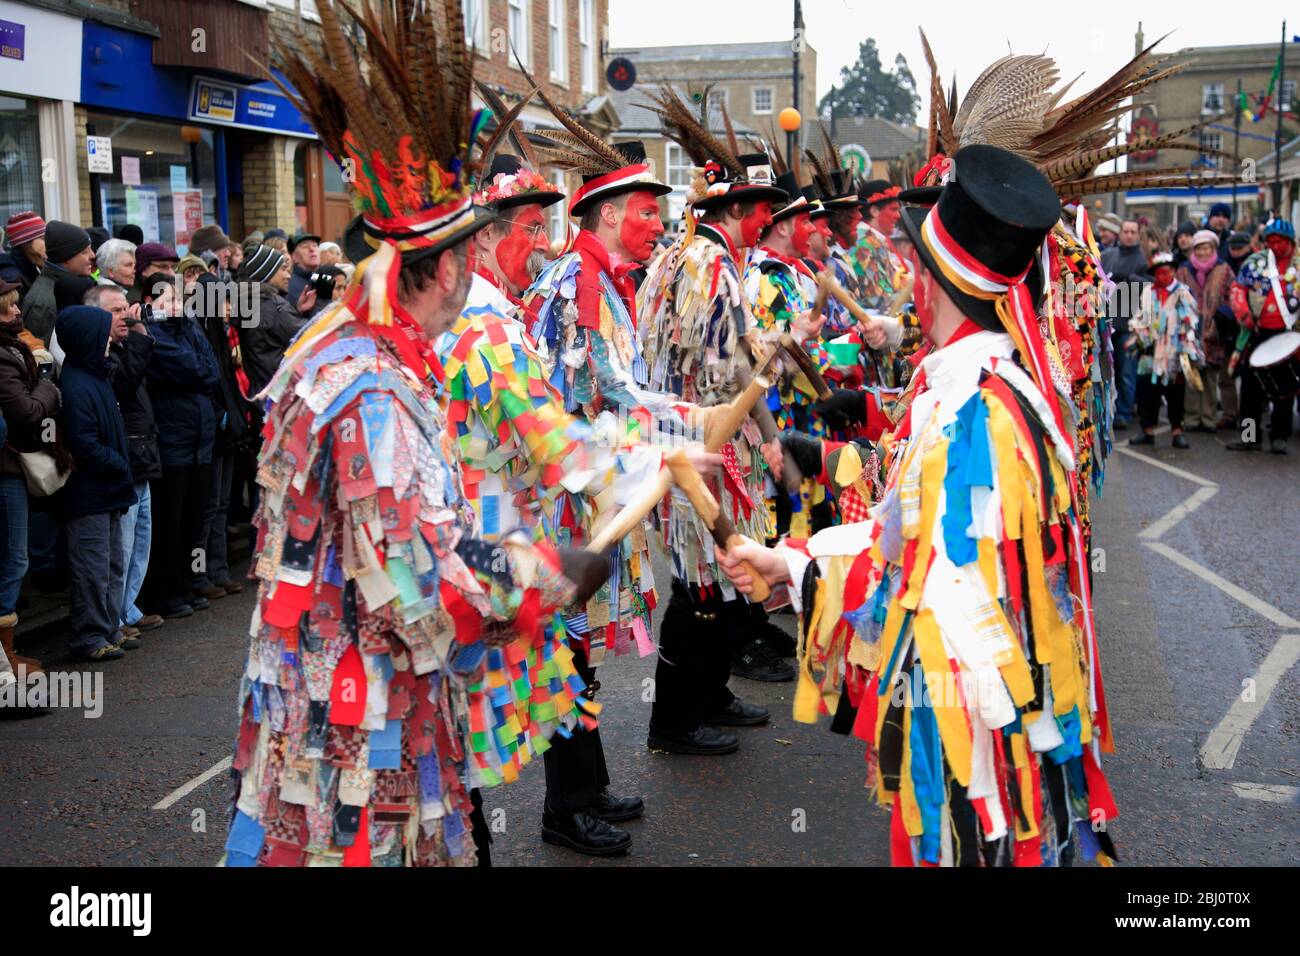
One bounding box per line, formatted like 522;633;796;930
1123;23;1297;225
603;40;818;224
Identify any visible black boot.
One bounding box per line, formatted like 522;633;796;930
591;788;644;822
703;697;770;726
732;639;795;682
541;805;632;856
647;726;740;755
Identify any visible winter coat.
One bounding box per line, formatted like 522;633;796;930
20;260;75;344
1176;259;1235;367
0;250;40;295
107;329;162;481
192;273;253;454
1100;243;1149;334
0;334;60;478
238;283;308;398
54;306;135;517
146;311;220;468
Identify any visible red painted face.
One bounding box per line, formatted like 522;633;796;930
910;246;936;339
790;212;814;258
1265;234;1295;262
740;201;774;248
618;191;664;263
1152;264;1175;288
496;203;550;293
875;201;901;235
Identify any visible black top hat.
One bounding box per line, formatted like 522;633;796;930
815;169;860;213
898;185;943;207
802;184;831;221
690;152;789;213
898;144;1059;332
859;179;902;208
479;154;566;213
569;140;672;217
769;171;814;226
342;205;498;266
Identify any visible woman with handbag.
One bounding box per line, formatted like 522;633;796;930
0;278;71;678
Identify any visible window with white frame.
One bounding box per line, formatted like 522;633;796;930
464;0;489;50
548;0;567;83
1198;130;1222;165
1284;79;1297;109
548;168;568;243
579;0;597;93
509;0;530;69
666;143;694;188
1202;83;1225;115
752;86;774;115
299;0;319;21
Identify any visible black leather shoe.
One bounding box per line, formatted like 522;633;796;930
591;788;644;822
1128;432;1154;446
541;806;631;856
647;726;740;755
1226;439;1261;452
1271;439;1289;455
1171;433;1189;449
732;639;795;682
703;697;770;726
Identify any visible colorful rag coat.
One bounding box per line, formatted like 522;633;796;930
773;330;1117;868
438;273;663;664
1230;247;1300;334
639;223;770;587
525;229;670;419
224;285;589;868
1132;279;1203;385
852;223;905;312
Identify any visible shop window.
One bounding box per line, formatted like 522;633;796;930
0;96;44;223
86;113;216;255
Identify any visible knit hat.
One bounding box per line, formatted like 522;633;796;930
189;224;231;256
44;221;92;263
238;244;287;283
1176;220;1198;238
1097;212;1123;234
1191;229;1219;248
135;242;179;271
177;254;208;275
4;211;45;247
1208;202;1232;220
115;223;144;245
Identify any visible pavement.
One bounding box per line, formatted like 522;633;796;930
1;424;1296;867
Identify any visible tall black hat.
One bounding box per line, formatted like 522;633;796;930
769;171;813;225
898;144;1059;333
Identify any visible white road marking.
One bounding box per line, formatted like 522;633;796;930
1138;484;1219;541
1116;445;1218;487
1232;782;1300;804
1118;450;1299;772
1199;634;1300;771
151;756;232;811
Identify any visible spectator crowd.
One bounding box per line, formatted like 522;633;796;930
1;212;350;677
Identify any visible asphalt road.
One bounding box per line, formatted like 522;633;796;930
1;425;1296;867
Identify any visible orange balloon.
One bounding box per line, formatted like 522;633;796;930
778;107;802;132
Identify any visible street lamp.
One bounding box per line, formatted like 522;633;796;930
780;107;802;171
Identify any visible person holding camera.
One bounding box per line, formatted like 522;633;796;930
140;278;221;618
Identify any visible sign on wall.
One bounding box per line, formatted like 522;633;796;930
86;135;113;174
839;144;871;178
0;19;23;60
186;76;316;137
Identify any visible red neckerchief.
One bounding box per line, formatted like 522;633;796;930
760;245;816;281
474;266;539;327
573;229;638;330
340;266;445;387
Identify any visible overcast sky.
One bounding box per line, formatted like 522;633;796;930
608;0;1297;125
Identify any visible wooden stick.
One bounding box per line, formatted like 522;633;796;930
585;452;678;554
779;333;832;401
821;270;877;328
664;453;771;602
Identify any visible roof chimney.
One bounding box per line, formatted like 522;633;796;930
1135;22;1144;56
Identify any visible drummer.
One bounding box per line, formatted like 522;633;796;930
1227;218;1298;455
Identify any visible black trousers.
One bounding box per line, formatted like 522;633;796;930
1137;374;1186;430
543;645;610;811
1240;329;1296;442
650;579;735;735
143;462;213;609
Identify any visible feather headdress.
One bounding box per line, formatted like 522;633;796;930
915;28;1235;197
269;0;490;260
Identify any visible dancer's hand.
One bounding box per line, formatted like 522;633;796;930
714;537;790;595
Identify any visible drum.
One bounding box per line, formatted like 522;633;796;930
1248;330;1300;399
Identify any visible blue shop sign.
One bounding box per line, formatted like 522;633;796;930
188;76;315;137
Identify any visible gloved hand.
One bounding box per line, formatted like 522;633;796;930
779;431;823;481
558;547;612;606
813;387;867;430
